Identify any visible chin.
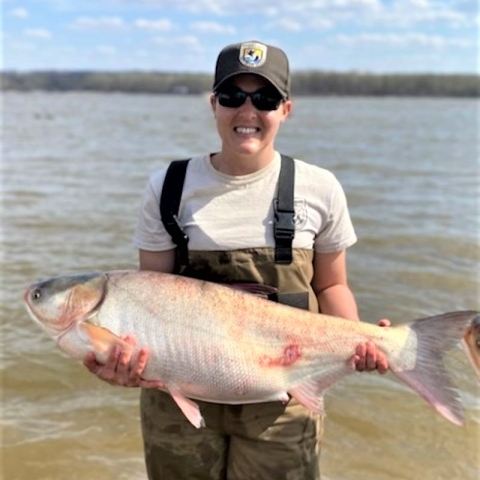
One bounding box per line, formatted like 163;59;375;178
234;141;262;155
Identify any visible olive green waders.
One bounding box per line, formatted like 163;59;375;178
140;249;324;480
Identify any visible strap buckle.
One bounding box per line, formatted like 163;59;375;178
274;210;295;239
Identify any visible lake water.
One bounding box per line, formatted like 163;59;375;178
2;92;479;480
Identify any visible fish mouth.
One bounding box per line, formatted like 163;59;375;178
23;285;39;314
23;290;62;337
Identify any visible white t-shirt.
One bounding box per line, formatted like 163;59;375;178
133;152;357;253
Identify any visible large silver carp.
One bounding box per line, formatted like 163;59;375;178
23;270;479;428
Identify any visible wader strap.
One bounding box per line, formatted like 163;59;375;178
159;159;190;268
274;155;295;264
160;154;296;267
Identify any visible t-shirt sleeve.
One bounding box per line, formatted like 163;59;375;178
313;178;357;253
132;169;176;251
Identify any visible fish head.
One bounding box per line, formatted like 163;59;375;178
23;272;107;338
462;314;480;380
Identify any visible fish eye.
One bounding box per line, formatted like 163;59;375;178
32;288;42;300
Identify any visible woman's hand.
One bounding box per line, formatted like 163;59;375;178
352;319;391;374
83;335;165;389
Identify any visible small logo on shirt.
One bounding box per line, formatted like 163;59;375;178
273;198;307;229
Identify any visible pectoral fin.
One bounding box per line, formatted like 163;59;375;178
168;387;206;429
77;322;132;363
289;379;325;415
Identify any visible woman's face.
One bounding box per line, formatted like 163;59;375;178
210;74;292;159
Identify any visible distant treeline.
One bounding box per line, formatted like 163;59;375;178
2;71;479;97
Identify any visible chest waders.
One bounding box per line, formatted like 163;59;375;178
140;155;322;480
159;154;318;312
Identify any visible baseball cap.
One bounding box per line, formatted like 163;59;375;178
213;41;290;99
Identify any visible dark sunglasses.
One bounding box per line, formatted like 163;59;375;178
216;87;284;111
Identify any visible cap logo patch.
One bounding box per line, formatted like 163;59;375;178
239;42;267;68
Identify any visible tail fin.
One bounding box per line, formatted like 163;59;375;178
391;311;479;426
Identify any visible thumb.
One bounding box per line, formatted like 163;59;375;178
378;318;391;327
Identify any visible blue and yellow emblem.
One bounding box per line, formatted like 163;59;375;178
239;42;267;67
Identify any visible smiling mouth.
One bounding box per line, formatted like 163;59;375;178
234;127;259;135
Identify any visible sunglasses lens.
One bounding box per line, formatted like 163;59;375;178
217;88;283;111
252;91;282;111
217;91;246;108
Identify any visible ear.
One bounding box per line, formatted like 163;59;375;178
280;99;292;122
210;94;217;115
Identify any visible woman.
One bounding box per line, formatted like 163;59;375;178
85;40;389;480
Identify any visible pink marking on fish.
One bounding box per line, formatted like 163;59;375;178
259;344;302;368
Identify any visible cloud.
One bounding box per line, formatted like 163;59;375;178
89;0;471;27
71;16;125;29
372;0;470;28
10;7;29;18
311;0;381;8
190;21;236;34
337;32;474;48
153;35;203;53
272;0;470;29
134;18;173;31
24;28;52;39
113;0;227;14
101;0;378;16
285;0;380;13
268;18;303;32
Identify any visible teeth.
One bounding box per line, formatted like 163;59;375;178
235;127;258;134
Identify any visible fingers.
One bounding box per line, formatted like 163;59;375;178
114;346;134;386
121;348;150;387
83;351;99;373
347;354;359;370
131;348;149;379
355;342;376;371
365;342;377;371
354;341;389;374
378;318;391;327
83;350;119;385
352;318;391;374
114;336;148;386
123;335;137;346
376;352;389;375
82;337;152;387
354;343;366;371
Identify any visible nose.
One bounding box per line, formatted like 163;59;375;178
238;95;257;113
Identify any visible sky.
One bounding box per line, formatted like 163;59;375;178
2;0;479;74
